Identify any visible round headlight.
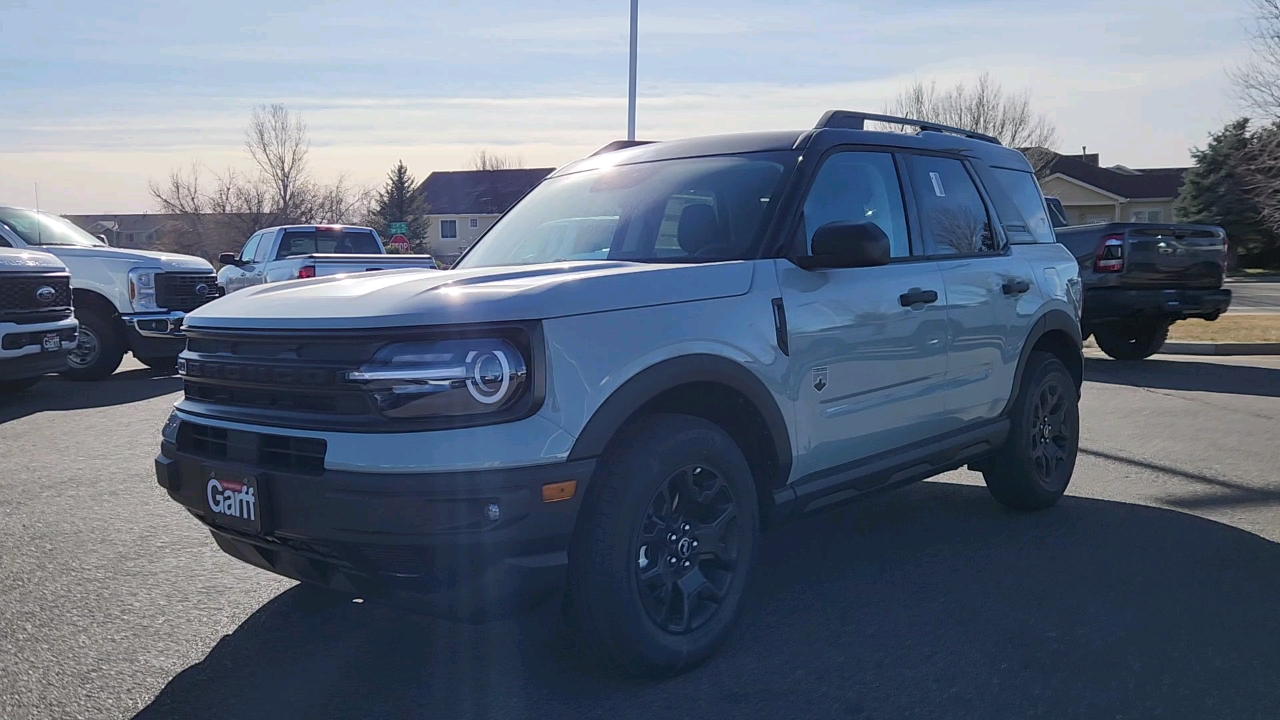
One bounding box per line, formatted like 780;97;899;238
346;339;529;420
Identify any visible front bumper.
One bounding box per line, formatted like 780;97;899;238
155;438;595;620
0;317;78;380
1082;287;1232;324
125;311;189;338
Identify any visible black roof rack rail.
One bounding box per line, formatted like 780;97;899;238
588;140;657;157
815;110;1001;145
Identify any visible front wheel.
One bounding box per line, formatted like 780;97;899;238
1094;319;1168;361
61;309;126;381
982;352;1080;511
566;414;759;677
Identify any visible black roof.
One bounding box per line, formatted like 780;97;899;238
1032;149;1187;200
416;168;555;215
553;125;1033;178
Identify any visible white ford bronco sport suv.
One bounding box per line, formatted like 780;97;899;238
0;206;220;379
156;111;1084;677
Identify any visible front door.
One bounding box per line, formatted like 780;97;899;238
777;150;950;480
902;154;1030;426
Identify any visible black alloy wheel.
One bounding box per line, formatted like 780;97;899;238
635;463;741;634
1028;377;1072;487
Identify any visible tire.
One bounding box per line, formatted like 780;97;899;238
982;352;1080;511
0;376;42;394
1093;319;1168;361
61;308;126;381
138;355;180;374
566;413;760;677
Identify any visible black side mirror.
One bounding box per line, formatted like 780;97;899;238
793;222;891;270
218;252;240;266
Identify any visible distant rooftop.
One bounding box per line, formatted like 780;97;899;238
1026;148;1189;200
416;168;555;216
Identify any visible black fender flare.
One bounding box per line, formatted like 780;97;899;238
1001;308;1083;417
566;354;793;489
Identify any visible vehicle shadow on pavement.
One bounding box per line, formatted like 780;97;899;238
1084;356;1280;398
0;369;180;424
134;480;1280;720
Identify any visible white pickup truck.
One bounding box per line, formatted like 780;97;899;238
0;247;79;392
216;225;438;293
0;205;221;380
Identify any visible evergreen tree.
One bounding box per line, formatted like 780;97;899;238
368;161;429;252
1175;119;1273;263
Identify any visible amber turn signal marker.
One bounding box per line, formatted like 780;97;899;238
541;480;577;503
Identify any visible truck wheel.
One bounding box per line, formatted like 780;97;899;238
138;355;180;374
61;308;126;381
982;352;1079;511
566;413;759;677
1093;320;1168;361
0;376;42;394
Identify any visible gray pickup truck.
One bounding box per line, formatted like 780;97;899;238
217;225;438;294
1045;198;1231;360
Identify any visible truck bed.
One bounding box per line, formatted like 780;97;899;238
302;253;438;275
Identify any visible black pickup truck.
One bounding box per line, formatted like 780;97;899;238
1045;198;1232;360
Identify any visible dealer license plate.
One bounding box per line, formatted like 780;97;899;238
202;466;263;534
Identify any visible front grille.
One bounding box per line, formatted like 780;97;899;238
0;273;73;319
156;272;219;312
177;421;327;475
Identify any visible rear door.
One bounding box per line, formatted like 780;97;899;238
902;154;1032;427
777;149;951;479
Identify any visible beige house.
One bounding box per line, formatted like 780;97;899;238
1031;150;1188;226
416;167;555;264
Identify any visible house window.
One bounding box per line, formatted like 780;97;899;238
469;218;479;229
440;219;458;239
1131;209;1163;223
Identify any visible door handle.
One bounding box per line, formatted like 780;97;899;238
899;288;939;307
1002;279;1031;296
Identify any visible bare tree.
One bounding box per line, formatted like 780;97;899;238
313;173;374;225
470;148;525;171
1232;0;1280;118
245;103;314;221
885;72;1059;151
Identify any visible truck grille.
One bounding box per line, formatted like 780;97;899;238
0;273;73;323
177;421;327;475
156;272;220;312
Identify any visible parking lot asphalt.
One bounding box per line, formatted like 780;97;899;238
2;352;1279;720
1229;280;1280;311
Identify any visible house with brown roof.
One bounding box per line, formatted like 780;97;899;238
415;167;554;263
1028;149;1188;226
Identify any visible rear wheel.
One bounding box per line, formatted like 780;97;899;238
1094;319;1168;360
0;376;42;394
982;352;1079;511
566;414;759;677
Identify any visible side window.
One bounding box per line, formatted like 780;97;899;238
238;233;261;262
992;168;1055;244
802;151;910;258
908;156;999;256
440;220;458;239
253;232;274;262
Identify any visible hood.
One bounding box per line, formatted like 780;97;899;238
40;245;214;273
186;261;755;330
0;247;67;271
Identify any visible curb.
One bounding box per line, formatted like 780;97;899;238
1160;341;1280;356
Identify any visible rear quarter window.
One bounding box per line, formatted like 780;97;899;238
992;168;1056;244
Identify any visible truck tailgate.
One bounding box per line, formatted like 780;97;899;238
1121;226;1226;288
307;254;438;275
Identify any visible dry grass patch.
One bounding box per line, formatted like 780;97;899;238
1167;315;1280;343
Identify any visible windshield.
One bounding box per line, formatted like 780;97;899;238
0;207;106;247
455;153;790;269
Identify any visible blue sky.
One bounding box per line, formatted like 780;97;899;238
0;0;1250;212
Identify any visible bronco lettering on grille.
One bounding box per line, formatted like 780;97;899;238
184;360;334;387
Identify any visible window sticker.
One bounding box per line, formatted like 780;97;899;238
929;171;946;197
